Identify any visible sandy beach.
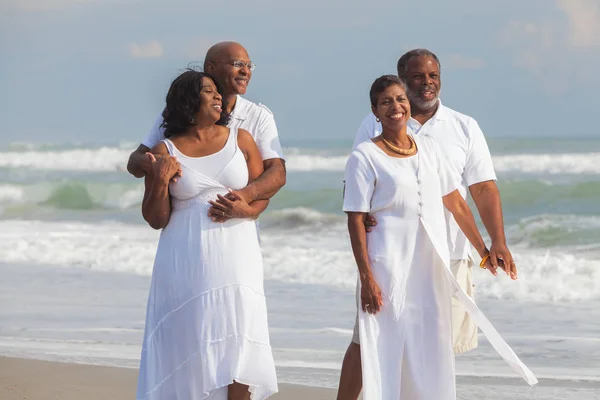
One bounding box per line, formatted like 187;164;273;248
4;355;600;400
0;356;334;400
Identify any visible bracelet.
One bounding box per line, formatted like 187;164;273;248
479;253;490;269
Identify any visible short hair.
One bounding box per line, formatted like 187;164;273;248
396;49;441;78
160;69;230;137
369;75;408;107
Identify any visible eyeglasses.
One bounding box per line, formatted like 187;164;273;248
214;60;256;71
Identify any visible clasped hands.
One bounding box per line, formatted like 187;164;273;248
145;152;254;222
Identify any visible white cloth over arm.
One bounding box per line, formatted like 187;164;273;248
343;150;376;213
223;97;285;161
463;118;496;186
253;105;284;161
141;114;166;149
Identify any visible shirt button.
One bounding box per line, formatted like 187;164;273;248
417;179;421;184
419;202;424;206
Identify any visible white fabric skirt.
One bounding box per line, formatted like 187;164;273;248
136;201;278;400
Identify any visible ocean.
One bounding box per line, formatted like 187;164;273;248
1;137;599;399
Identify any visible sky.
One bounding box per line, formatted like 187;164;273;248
1;0;600;145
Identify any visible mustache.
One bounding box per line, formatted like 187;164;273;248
418;85;437;94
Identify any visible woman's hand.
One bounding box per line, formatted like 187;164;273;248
147;153;181;184
361;276;384;314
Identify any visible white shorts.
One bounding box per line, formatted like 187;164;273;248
351;258;478;354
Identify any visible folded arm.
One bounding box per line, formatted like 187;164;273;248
238;158;286;202
127;144;152;178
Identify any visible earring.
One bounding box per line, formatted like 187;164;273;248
376;117;380;122
190;117;195;123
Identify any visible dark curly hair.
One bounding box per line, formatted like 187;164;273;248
369;75;408;107
160;69;230;137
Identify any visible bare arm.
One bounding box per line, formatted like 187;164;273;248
470;180;505;244
469;180;516;278
141;144;180;229
347;212;383;314
443;189;497;275
127;144;151;178
238;158;286;202
242;130;270;216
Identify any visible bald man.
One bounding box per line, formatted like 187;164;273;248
127;42;286;218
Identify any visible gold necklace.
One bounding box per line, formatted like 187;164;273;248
381;135;416;155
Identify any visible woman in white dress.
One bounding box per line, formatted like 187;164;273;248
343;75;537;399
137;70;277;400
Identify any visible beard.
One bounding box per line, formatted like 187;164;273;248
408;86;440;111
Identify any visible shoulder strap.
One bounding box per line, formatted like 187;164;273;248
161;138;175;156
230;127;240;152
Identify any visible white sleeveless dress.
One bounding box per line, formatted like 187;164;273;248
136;129;278;400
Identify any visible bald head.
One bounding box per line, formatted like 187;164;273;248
203;41;252;96
204;41;248;69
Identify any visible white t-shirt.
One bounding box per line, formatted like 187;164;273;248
142;95;284;161
353;100;497;260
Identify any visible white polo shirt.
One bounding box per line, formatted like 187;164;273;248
142;95;285;161
353;100;497;260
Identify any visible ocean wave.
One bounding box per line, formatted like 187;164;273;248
498;180;600;207
0;147;131;172
3;176;600;217
2;216;600;303
507;214;600;248
0;182;143;211
2;146;600;175
282;150;600;175
260;207;344;229
493;153;600;175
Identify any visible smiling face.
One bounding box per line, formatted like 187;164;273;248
195;77;223;123
206;42;252;96
371;83;411;131
404;55;441;112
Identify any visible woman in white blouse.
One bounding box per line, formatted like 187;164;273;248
343;75;537;399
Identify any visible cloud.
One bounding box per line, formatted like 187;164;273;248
557;0;600;47
5;0;131;11
4;0;76;11
129;40;163;59
499;20;555;73
446;54;487;69
499;0;600;91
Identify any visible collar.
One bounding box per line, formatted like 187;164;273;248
409;99;448;127
229;95;248;121
432;99;449;121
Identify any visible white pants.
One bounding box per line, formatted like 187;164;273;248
352;258;478;354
